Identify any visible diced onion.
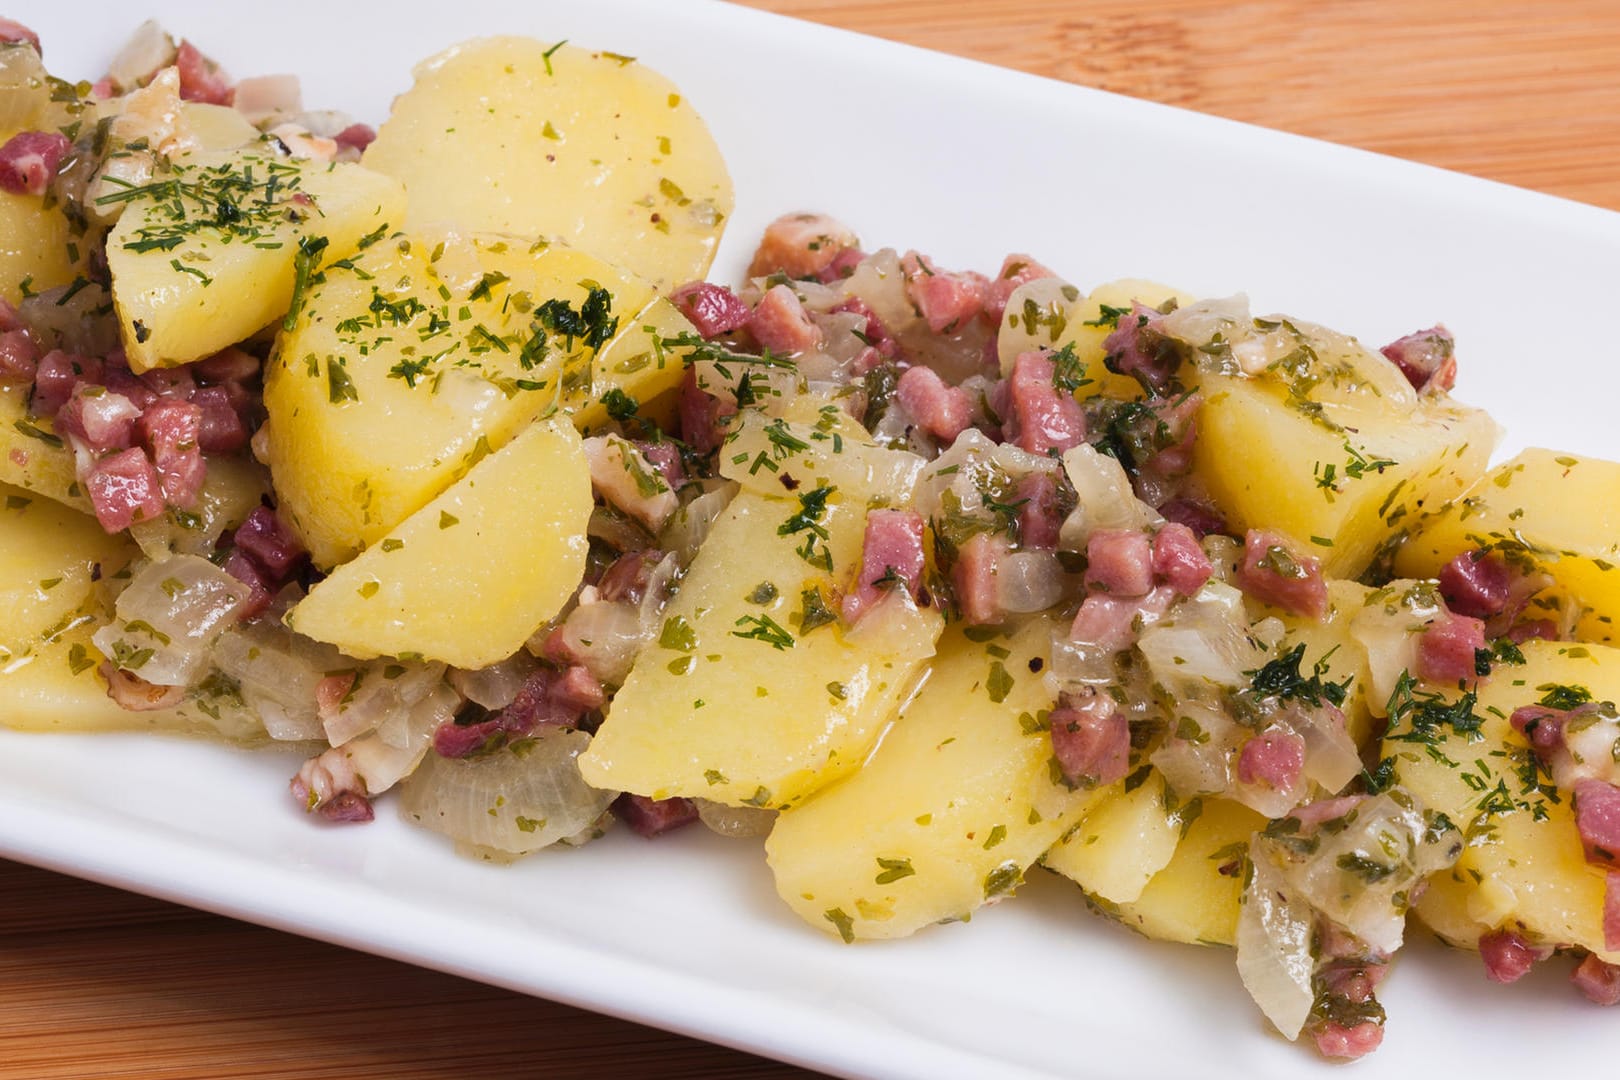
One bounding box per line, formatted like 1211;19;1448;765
449;653;539;711
398;729;617;856
1236;842;1317;1041
695;799;776;838
92;555;250;687
660;482;736;566
996;550;1068;614
1059;444;1155;547
324;659;448;748
104;19;176;94
211;620;345;741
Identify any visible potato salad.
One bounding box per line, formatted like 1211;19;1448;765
2;18;1617;1062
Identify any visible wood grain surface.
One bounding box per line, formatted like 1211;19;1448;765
5;3;1619;1079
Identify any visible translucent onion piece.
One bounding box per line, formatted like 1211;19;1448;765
399;729;617;856
996;550;1068;614
1286;700;1364;793
1236;842;1318;1041
1059;444;1155;547
449;653;539;711
18;280;121;357
92;555;250;687
211;620;345;741
1150;699;1238;798
1349;581;1441;714
0;40;51;133
1138;582;1272;691
104;19;176;93
324;659;449;748
343;682;458;795
660;482;736;566
549;597;648;688
838;248;912;336
695;799;776;838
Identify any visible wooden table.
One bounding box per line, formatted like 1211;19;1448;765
5;3;1619;1078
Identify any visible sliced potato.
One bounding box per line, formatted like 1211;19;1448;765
1107;797;1266;947
0;191;77;304
107;148;406;370
1388;638;1619;961
766;616;1108;940
288;419;590;668
1395;448;1620;644
579;490;941;810
364;37;733;292
0;382;86;512
264;230;676;567
1044;774;1183;906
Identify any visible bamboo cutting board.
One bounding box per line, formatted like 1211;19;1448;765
4;3;1619;1079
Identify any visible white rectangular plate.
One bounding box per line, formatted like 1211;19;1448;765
13;3;1620;1077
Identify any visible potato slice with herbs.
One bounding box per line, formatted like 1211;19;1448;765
1043;773;1185;906
364;37;733;293
0;381;87;513
1395;448;1620;644
288;419;590;669
105;148;406;371
1385;638;1620;962
264;229;688;568
767;616;1114;941
1;190;78;305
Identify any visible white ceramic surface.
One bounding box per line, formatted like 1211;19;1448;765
10;3;1620;1077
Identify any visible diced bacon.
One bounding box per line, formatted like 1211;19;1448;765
1572;954;1620;1006
843;509;926;624
1380;325;1456;394
1139;392;1202;478
830;297;899;359
1311;1021;1383;1061
316;792;376;823
194;345;260;384
221;549;274;620
1102;302;1177;395
1085;528;1153;597
174;40;234;105
637;440;685;489
0;17;40;51
678;366;735;454
983;254;1057;324
84;447;166;532
100;663;187;711
670;281;752;339
1288;795;1366;828
0;298;19;331
57;385;142;451
232;506;307;578
903;252;988;334
1015;471;1062;550
748;283;823;355
0;328;36;378
747;212;860;281
1415;610;1487;685
815;245;866;284
0;131;70;196
1006;351;1086;455
1069;587;1175;656
583;435;678;533
433;665;602;758
139;364;195;401
1151;522;1212;596
1507;619;1559;644
1438;550;1511;619
291;749;372;824
1316;955;1388;1001
951;531;1012;625
613;793;700;838
1237;728;1306;790
1574;780;1620;866
138;399;205;509
1235;529;1328;619
333;123;376;154
101;358;159;411
190;385;248;452
895;365;972;442
1478;929;1541;983
1049;689;1130;787
596;549;666;605
1158;497;1226;539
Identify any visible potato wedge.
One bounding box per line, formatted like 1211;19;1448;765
766;615;1109;940
1385;638;1619;962
288;419;590;668
263;229;685;567
106;148;406;370
1107;797;1267;947
1395;448;1620;644
1043;774;1184;906
364;37;732;293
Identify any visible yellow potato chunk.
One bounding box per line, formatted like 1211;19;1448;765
1107;797;1266;947
106;148;406;370
1193;372;1497;577
1044;775;1184;905
579;489;941;810
364;37;733;293
766;616;1108;940
263;230;677;568
288;419;590;669
0;381;86;512
1387;639;1619;961
0;192;76;304
1395;448;1620;644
